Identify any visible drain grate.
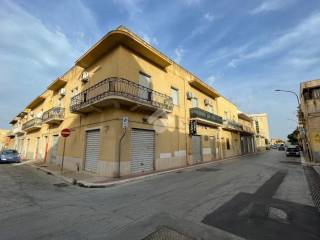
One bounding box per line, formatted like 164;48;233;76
143;226;193;240
53;183;69;188
303;166;320;211
196;167;220;172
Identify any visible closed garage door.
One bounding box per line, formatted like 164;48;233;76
50;135;59;164
192;135;202;163
85;129;100;173
131;129;155;174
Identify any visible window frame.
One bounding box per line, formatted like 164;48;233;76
171;87;179;106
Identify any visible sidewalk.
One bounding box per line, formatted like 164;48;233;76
26;152;261;188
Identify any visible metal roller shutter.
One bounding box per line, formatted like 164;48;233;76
131;129;155;174
192;135;202;163
50;135;59;164
85;129;100;173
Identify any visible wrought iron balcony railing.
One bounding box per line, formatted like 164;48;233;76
223;119;244;131
190;107;223;125
42;107;65;124
242;125;255;134
12;124;24;135
70;77;173;113
22;118;42;131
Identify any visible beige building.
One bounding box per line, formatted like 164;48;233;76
9;26;261;177
0;129;13;150
300;79;320;163
250;113;270;151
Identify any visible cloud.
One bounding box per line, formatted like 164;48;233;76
0;1;86;127
207;75;217;84
227;12;320;68
139;32;159;45
113;0;144;17
204;12;215;22
250;0;293;14
173;47;185;64
184;0;202;5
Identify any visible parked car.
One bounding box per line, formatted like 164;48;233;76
0;149;21;163
286;145;300;157
278;145;285;151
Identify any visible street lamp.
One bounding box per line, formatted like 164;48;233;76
274;89;300;105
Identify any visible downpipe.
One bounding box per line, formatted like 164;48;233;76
118;128;127;178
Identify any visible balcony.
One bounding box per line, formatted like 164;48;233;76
42;107;65;125
12;124;24;136
223;119;244;132
22;118;42;132
70;77;173;113
190;107;223;126
241;125;255;135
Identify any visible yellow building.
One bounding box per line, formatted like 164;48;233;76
300;79;320;163
250;113;270;151
9;26;259;177
0;129;12;150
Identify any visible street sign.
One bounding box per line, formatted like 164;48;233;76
189;120;197;135
122;116;128;129
61;128;71;138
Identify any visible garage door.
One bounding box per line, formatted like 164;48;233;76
192;135;202;163
50;135;59;164
131;129;155;174
85;129;100;173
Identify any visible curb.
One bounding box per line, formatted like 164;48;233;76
76;151;262;188
28;164;77;185
25;151;262;188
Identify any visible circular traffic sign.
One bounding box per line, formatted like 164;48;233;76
61;128;71;138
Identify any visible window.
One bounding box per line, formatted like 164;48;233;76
224;111;228;120
312;88;320;99
192;98;198;108
171;87;179;105
71;87;78;97
207;105;213;113
226;138;230;150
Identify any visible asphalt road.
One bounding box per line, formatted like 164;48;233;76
0;151;319;240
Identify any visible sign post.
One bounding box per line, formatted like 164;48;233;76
189;120;197;135
60;128;71;172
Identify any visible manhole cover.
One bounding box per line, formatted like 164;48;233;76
196;167;220;172
143;226;193;240
53;183;69;188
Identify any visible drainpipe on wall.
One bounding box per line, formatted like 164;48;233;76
118;127;127;178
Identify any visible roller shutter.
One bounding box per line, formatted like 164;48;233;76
131;129;155;174
192;135;202;163
85;129;100;173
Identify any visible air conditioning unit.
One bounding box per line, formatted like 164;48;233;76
59;88;66;96
186;91;193;100
81;71;89;83
204;98;210;106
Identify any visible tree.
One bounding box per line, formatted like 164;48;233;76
287;128;299;145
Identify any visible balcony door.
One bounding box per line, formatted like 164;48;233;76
138;72;151;101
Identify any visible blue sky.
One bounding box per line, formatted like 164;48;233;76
1;0;320;139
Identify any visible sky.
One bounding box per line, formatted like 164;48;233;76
1;0;320;140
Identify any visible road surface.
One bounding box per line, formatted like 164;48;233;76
0;150;319;240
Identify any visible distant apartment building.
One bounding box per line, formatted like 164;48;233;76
300;79;320;163
250;113;270;151
8;26;264;177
